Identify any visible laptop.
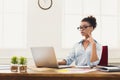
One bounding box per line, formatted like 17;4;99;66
31;47;71;68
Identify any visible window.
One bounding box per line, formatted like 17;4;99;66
62;0;120;49
0;0;27;48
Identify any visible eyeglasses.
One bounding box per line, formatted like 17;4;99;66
77;26;91;30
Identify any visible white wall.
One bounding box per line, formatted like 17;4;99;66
0;0;120;64
28;0;61;49
27;0;69;59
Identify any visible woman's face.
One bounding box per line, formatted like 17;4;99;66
80;21;93;36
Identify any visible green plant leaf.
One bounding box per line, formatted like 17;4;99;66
11;56;18;64
19;56;27;65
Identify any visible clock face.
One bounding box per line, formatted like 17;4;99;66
38;0;53;10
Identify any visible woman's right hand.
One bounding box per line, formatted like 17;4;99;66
58;59;67;65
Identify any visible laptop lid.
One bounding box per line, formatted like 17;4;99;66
31;47;59;68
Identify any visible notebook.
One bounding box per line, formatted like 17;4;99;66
97;66;120;72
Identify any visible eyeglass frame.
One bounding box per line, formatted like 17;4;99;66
77;25;91;30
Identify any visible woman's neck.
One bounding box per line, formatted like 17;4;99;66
84;35;89;40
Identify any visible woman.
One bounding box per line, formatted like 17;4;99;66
58;16;102;66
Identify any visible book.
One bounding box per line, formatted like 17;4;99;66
97;66;120;72
0;65;10;70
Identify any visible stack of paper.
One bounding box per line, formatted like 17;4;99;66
0;65;10;70
56;68;96;73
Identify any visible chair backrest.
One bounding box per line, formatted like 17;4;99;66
98;46;108;66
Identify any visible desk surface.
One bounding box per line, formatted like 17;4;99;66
0;68;120;80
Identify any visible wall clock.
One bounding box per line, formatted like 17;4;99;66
38;0;53;10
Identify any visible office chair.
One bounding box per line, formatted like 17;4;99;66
98;46;108;66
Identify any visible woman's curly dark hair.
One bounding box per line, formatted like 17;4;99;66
81;16;97;29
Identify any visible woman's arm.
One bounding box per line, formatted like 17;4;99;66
88;34;99;62
90;42;99;62
58;44;76;65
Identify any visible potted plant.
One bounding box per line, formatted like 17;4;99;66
11;56;18;72
19;56;27;73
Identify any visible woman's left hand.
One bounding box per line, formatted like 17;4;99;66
87;32;95;45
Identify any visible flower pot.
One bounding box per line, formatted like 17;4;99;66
19;65;27;73
11;65;18;72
